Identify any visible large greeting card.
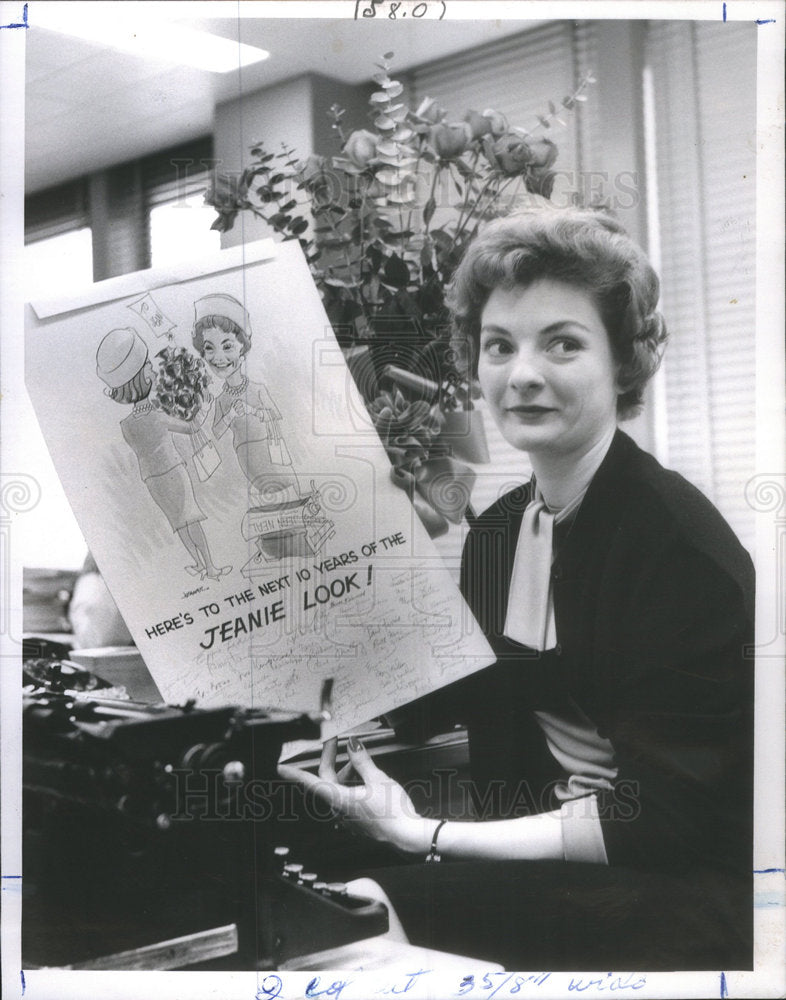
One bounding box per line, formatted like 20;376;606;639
26;239;493;736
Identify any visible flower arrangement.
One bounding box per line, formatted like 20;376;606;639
206;53;593;534
152;346;211;422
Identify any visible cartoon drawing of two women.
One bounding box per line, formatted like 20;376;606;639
98;293;305;580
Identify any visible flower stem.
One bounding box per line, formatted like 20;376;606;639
422;163;441;238
448;173;496;256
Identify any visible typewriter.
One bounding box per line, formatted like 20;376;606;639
22;653;389;970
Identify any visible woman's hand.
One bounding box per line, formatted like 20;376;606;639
193;395;213;427
278;737;436;856
279;738;566;864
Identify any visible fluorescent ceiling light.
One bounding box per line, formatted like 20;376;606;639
32;3;270;73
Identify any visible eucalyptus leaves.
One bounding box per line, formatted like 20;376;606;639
206;51;593;345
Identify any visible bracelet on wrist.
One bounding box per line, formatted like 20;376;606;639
425;819;447;863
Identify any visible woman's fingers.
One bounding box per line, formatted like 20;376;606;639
345;737;383;783
278;762;345;812
318;737;339;781
277;761;313;786
279;738;395;832
279;746;421;850
336;759;356;783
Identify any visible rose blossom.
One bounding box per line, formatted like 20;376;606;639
464;110;491;140
429;123;471;161
484;132;557;177
526;137;558;169
343;130;378;169
481;108;509;137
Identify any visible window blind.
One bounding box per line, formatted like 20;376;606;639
408;22;597;209
142;135;214;209
646;21;757;554
88;136;214;281
25;179;89;244
91;162;149;280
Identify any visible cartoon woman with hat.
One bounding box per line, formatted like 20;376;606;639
96;326;230;581
192;293;303;508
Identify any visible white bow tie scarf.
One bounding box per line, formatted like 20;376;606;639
503;485;586;652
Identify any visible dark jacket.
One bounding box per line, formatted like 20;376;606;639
406;430;754;877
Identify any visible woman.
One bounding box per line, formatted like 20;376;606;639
279;204;754;969
191;293;303;508
96;326;230;582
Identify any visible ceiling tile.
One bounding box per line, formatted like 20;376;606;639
27;47;178;102
25;26;104;82
26;104;214;192
101;65;214;116
25;95;73;126
24;14;536;193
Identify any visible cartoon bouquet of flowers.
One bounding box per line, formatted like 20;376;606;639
151;346;212;422
152;345;219;482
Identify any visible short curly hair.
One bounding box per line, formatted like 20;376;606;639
107;367;152;405
447;201;668;419
192;315;250;356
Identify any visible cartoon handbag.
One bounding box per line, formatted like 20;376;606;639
192;428;221;481
267;420;292;466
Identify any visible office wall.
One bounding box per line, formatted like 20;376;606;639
214;73;371;249
214;75;314;249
